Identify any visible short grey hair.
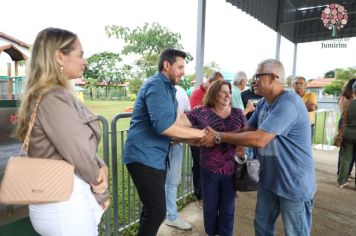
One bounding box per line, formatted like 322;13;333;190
233;71;247;86
293;76;306;83
352;81;356;93
259;59;286;84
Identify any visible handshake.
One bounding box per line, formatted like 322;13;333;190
178;126;218;147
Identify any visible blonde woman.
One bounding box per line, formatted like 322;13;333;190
16;28;109;236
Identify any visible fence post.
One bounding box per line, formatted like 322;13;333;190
96;115;111;236
110;112;132;236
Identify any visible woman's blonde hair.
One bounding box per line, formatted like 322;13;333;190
16;28;77;140
203;80;231;108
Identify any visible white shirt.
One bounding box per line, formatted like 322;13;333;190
175;85;191;118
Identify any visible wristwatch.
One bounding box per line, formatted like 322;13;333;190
215;132;221;144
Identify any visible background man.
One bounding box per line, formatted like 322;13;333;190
231;70;255;118
231;71;247;111
202;59;316;236
123;48;205;236
293;76;318;140
164;85;192;230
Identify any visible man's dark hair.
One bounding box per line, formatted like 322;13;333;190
158;48;186;71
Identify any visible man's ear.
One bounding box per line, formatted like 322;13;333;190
163;60;170;71
54;50;64;66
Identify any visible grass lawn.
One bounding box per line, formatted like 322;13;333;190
85;100;134;127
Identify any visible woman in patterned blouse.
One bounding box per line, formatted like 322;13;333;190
178;79;246;236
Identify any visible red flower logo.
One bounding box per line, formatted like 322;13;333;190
321;4;348;31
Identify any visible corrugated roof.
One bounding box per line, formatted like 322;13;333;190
226;0;356;43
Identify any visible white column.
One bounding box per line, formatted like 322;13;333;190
292;43;298;76
275;32;281;60
195;0;206;87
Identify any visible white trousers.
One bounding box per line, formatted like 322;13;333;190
29;175;104;236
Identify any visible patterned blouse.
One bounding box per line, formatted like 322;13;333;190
187;106;246;176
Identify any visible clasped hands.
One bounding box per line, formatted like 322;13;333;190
186;126;221;147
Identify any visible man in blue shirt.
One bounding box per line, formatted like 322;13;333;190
123;48;205;236
202;59;316;236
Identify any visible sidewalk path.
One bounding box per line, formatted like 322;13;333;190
158;147;356;236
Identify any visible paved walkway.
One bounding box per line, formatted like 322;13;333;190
157;146;356;236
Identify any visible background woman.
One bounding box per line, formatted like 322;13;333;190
16;28;109;236
337;80;356;188
178;80;246;236
337;78;356;180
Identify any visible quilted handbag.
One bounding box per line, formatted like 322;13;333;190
235;158;260;192
0;95;74;205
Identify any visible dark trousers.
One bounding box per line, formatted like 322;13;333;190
338;139;356;184
126;162;166;236
201;168;236;236
336;118;355;176
190;146;202;200
337;151;356;176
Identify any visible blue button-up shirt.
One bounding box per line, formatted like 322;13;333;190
123;72;178;170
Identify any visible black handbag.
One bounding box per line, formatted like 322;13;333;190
235;159;260;192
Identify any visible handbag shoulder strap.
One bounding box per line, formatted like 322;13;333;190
22;94;42;153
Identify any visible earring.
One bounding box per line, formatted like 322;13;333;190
60;65;63;73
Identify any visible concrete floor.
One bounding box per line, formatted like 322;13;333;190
157;147;356;236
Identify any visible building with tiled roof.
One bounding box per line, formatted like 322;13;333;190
0;32;30;99
306;77;336;98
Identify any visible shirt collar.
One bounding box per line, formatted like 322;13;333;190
157;72;172;83
157;72;176;90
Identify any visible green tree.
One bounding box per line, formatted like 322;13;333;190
185;61;221;87
105;22;193;79
128;77;143;96
179;76;192;91
203;61;221;78
83;52;128;84
324;67;356;95
324;70;335;78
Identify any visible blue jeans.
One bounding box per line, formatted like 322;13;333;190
165;144;183;221
254;189;313;236
201;168;235;236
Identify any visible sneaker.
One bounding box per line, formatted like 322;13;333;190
337;182;348;189
348;175;355;181
165;217;192;230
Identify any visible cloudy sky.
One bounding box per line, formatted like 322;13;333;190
1;0;355;79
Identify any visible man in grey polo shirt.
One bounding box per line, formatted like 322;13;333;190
202;59;316;236
123;48;205;236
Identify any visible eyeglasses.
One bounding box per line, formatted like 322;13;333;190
219;90;231;95
252;73;279;81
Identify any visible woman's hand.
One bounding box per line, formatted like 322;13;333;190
234;146;247;164
91;165;109;194
200;126;217;147
235;146;245;158
245;101;255;114
101;198;110;211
